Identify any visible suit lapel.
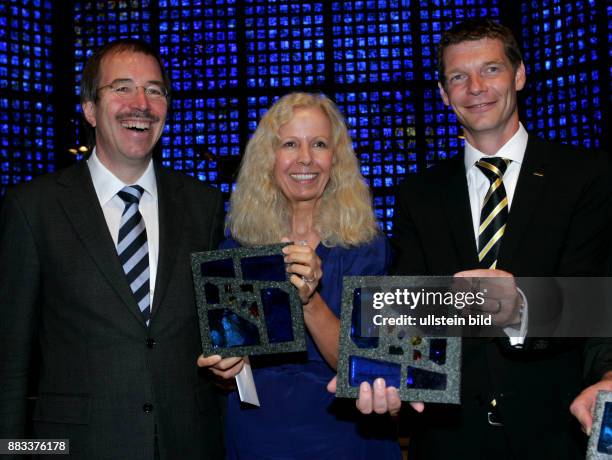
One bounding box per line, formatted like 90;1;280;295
151;167;184;317
498;138;550;268
56;162;147;326
443;158;480;269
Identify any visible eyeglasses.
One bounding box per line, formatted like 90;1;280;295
97;79;168;101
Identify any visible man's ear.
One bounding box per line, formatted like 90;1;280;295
515;61;526;91
82;101;97;127
438;82;450;106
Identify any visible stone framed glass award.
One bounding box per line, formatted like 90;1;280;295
336;276;462;404
588;391;612;459
191;243;306;357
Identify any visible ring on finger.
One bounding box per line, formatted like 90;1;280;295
302;276;316;284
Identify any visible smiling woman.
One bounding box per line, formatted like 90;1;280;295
273;106;333;208
200;92;400;459
227;92;378;248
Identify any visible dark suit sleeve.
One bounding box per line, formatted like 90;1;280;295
0;190;40;437
573;152;612;382
206;189;225;251
583;338;612;384
558;151;612;275
390;180;429;275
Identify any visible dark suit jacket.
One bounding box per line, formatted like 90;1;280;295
0;161;225;460
391;137;612;459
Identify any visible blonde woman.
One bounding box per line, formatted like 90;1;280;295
199;92;400;459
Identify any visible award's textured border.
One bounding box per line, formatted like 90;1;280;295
587;391;612;459
336;276;461;404
191;243;306;357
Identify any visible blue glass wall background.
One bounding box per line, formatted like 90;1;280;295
0;0;54;197
1;0;610;234
521;0;606;149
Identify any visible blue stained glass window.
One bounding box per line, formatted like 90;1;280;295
416;1;501;213
245;0;324;88
424;88;462;163
0;0;54;195
2;0;608;231
335;90;417;234
74;1;153;97
70;0;153;164
521;0;602;149
159;2;238;92
247;95;281;136
160;96;239;197
418;0;500;81
332;1;413;85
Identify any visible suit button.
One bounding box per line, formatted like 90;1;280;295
143;403;153;413
146;338;156;348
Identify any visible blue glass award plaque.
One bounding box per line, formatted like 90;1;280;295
191;243;306;357
336;276;462;404
588;391;612;459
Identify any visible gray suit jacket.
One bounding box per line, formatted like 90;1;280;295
0;161;224;460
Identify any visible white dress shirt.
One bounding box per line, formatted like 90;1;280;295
464;123;529;344
87;150;159;308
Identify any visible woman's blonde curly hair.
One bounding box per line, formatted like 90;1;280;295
226;92;379;248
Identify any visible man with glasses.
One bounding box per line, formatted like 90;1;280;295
0;39;224;459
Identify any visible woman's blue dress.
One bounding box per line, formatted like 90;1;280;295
222;235;401;460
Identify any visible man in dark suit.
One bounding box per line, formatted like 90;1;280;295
350;19;612;459
0;39;224;459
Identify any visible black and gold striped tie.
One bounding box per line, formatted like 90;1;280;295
475;157;510;269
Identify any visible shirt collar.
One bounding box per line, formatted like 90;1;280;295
464;122;528;171
87;148;157;206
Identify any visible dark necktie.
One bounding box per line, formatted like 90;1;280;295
117;185;150;325
475;157;510;269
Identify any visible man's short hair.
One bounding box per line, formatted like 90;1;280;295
80;38;171;105
437;18;523;87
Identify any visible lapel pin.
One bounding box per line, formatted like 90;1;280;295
532;171;544;177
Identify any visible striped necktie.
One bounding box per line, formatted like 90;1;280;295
117;185;150;326
475;157;511;269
